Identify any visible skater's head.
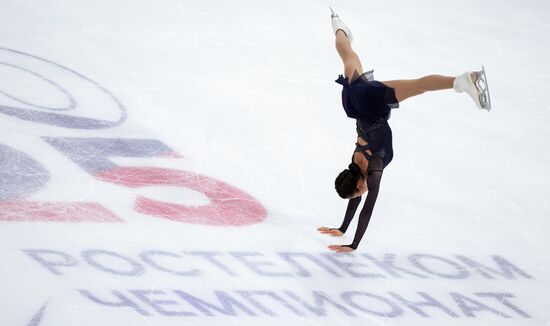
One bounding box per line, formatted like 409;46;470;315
335;162;367;199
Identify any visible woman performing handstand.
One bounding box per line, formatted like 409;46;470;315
317;8;491;253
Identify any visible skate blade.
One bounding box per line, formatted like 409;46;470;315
471;68;491;111
481;65;492;111
329;6;337;18
465;73;483;110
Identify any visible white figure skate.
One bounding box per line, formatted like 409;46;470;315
453;66;492;111
330;7;353;43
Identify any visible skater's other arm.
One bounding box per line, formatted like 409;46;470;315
318;197;361;237
338;196;362;233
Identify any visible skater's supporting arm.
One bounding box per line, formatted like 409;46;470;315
349;170;382;249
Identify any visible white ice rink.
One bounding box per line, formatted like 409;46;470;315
1;0;550;325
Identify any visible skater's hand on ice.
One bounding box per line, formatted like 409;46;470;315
328;245;355;253
317;227;343;237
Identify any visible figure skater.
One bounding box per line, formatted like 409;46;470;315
317;8;491;253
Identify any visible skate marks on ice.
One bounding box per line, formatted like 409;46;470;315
0;47;267;225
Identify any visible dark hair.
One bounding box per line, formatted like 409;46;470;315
335;162;362;199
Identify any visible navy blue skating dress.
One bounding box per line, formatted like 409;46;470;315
335;70;399;168
335;70;400;250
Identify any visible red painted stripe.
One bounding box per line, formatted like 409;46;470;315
96;167;267;226
0;200;123;222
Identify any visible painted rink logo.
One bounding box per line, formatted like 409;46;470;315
0;47;267;226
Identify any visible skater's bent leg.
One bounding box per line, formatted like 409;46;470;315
335;30;363;81
335;30;353;60
381;75;455;102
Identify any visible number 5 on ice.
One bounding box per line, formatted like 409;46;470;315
43;137;266;226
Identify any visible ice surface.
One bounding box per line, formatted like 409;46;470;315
1;0;550;325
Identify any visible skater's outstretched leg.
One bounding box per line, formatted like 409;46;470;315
382;69;491;110
381;75;455;102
